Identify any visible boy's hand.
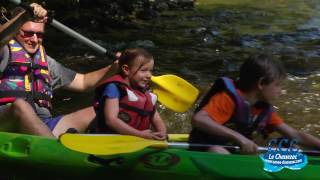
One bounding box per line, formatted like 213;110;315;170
238;137;258;154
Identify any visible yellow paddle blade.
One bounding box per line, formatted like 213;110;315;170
151;75;199;112
60;134;168;155
99;134;189;142
168;134;189;142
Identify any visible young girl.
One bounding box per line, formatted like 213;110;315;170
189;54;320;154
90;48;167;140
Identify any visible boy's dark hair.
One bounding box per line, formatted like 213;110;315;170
237;54;286;91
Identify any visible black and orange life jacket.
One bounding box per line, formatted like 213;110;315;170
192;77;274;139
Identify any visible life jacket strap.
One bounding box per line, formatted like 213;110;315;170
119;103;155;117
8;61;31;67
31;64;49;70
0;91;51;101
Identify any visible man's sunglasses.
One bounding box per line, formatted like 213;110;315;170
20;29;44;38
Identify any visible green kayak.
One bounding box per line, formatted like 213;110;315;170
0;132;319;179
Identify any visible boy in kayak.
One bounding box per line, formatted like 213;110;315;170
89;48;167;140
189;54;320;154
0;3;118;137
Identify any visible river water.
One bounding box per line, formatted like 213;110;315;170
46;0;320;136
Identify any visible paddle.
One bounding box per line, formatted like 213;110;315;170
163;134;320;156
60;133;320;156
61;133;189;142
168;133;189;142
0;8;30;47
59;133;195;155
48;20;199;113
50;26;199;113
150;75;198;112
8;0;199;112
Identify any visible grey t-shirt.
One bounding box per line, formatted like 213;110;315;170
0;46;77;119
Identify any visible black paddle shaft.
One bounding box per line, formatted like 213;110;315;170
8;0;116;60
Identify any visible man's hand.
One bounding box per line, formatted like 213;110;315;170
115;52;122;59
30;3;47;23
109;59;120;75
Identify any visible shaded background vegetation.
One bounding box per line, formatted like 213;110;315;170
2;0;320;139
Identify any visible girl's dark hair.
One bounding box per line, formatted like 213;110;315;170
119;48;153;72
237;54;286;91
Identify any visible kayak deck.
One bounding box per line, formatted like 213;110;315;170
0;132;319;179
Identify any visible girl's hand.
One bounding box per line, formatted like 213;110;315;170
152;131;167;140
139;130;166;140
139;129;156;140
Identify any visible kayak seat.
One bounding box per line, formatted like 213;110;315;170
0;136;32;157
65;128;79;134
